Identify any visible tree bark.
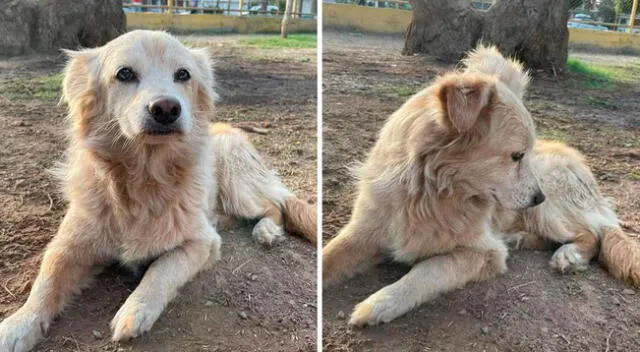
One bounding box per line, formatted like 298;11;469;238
402;0;483;61
403;0;570;72
0;0;126;57
281;0;294;38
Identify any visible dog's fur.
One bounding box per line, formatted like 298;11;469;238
323;45;640;326
0;30;315;352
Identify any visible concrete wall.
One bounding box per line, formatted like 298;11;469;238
323;3;640;51
126;13;316;33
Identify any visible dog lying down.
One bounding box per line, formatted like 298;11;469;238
0;30;316;351
323;45;640;326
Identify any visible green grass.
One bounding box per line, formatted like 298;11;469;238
239;34;316;49
537;129;569;142
567;58;616;89
0;73;63;100
381;85;417;97
585;97;620;110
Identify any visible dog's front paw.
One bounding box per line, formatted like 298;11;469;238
348;291;403;327
550;243;588;273
0;309;47;352
110;298;164;341
252;218;284;246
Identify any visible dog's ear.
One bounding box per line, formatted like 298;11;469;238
462;45;530;99
437;74;495;134
62;49;101;136
62;49;99;107
190;47;219;114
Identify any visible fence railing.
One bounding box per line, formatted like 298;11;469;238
123;0;317;19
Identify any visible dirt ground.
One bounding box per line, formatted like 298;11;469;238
0;34;317;351
322;31;640;352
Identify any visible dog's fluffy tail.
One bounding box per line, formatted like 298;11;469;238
599;226;640;286
283;196;317;244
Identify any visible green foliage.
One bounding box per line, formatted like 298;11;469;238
239;34;317;49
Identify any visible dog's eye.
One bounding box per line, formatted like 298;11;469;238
174;69;191;82
116;67;136;82
511;152;525;162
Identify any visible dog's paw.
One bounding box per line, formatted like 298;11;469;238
0;309;47;352
348;292;403;327
550;243;589;273
110;298;164;341
252;218;284;246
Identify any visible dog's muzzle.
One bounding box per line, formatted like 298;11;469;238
143;97;183;135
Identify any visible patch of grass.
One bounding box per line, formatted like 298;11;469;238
239;34;316;49
567;58;615;89
0;73;63;101
537;129;568;142
631;172;640;181
377;85;418;97
585;97;620;110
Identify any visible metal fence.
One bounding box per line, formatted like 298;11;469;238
123;0;317;19
325;0;640;33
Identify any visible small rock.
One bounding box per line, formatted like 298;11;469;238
92;330;102;339
238;311;248;320
623;289;635;295
205;300;214;306
288;299;296;306
250;274;258;281
481;326;489;335
458;309;467;315
336;310;346;320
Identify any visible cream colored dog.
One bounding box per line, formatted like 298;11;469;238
0;30;316;352
323;46;639;326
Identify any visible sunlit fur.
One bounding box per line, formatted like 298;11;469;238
0;30;315;352
323;45;636;327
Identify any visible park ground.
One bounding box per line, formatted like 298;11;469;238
322;31;640;352
0;34;317;352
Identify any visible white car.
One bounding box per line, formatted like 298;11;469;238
249;4;279;15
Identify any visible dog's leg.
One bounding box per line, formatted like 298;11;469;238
349;236;508;326
323;222;384;288
505;231;555;251
110;222;221;341
550;230;599;273
0;216;99;352
211;123;316;245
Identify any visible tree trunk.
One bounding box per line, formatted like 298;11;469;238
0;0;126;57
281;0;294;38
402;0;483;61
403;0;570;73
482;0;569;73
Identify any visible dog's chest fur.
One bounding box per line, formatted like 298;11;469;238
64;144;216;263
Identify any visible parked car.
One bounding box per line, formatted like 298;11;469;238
248;4;279;15
568;21;608;31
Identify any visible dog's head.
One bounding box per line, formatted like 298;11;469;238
62;30;216;146
410;46;544;210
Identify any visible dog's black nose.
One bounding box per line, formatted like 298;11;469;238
530;191;546;207
148;98;181;125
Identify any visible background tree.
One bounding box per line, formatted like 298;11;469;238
0;0;125;56
403;0;569;72
281;0;293;38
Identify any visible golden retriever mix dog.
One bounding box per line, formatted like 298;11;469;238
0;30;315;351
323;45;640;326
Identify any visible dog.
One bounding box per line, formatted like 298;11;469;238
323;45;640;326
0;30;316;352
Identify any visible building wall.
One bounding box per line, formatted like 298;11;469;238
126;12;317;32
